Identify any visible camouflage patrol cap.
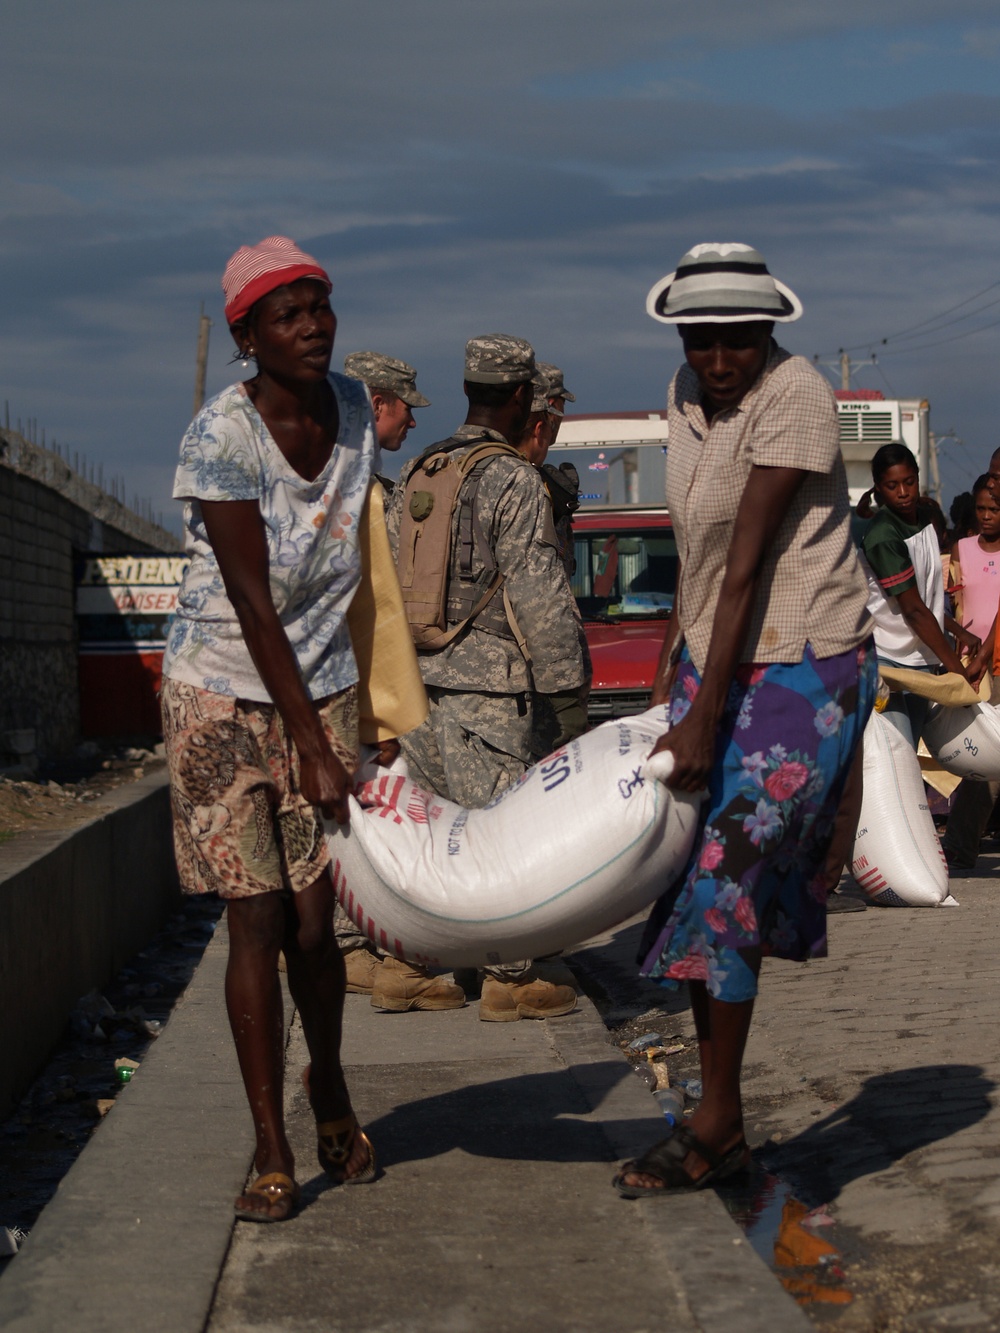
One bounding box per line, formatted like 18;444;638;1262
536;360;576;403
531;369;564;417
343;351;430;407
464;333;535;385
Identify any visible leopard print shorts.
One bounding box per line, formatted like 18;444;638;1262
161;678;358;899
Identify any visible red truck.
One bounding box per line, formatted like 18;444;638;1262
571;505;676;721
547;412;675;722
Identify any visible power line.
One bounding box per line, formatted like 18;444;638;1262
873;292;1000;347
864;277;1000;347
814;276;1000;359
874;312;1000;357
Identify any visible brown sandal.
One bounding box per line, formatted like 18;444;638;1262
317;1115;378;1185
613;1127;750;1199
234;1171;301;1223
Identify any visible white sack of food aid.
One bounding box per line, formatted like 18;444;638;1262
922;700;1000;781
851;707;955;907
324;707;702;968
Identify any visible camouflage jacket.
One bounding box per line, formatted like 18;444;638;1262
386;424;588;694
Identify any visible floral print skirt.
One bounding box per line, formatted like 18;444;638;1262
639;640;877;1003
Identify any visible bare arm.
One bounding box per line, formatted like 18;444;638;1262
200;499;352;823
943;612;980;660
651;466;808;792
969;614;997;687
895;587;974;680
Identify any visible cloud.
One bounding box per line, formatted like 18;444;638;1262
696;157;842;183
886;39;935;62
961;27;1000;57
4;0;1000;529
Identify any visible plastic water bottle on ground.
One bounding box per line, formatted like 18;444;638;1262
653;1086;685;1126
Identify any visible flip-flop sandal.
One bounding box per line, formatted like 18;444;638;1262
613;1126;750;1199
234;1172;301;1223
317;1115;378;1185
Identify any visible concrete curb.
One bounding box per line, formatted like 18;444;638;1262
0;770;181;1113
0;918;252;1333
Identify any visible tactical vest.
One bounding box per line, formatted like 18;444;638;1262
397;434;528;652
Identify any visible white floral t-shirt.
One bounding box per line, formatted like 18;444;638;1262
162;373;375;702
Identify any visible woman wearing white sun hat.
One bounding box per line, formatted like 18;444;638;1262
613;243;876;1198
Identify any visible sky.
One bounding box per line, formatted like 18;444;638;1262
3;0;1000;534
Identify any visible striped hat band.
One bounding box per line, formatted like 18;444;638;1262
222;235;332;325
646;243;803;325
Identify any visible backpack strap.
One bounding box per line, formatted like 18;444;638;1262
416;571;506;651
502;587;533;679
457;454;505;581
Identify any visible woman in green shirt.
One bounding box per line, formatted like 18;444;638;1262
861;444;978;747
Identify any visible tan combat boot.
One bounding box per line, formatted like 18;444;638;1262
342;948;379;995
370;956;466;1012
479;972;578;1022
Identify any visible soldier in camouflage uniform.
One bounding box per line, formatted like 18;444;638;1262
343;351;429;467
385;335;590;1021
536;361;574;414
514;366;561;465
336;352;466;1012
513;367;590;758
534;362;581;579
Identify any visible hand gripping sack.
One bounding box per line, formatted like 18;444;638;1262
851;708;953;907
922;700;1000;781
324;706;702;968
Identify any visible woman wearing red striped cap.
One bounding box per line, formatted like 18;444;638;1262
160;236;380;1221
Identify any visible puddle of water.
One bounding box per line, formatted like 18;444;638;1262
719;1165;854;1308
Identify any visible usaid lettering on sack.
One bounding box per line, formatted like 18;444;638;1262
326;707;702;968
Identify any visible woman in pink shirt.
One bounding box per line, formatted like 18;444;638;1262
953;478;1000;644
943;475;1000;870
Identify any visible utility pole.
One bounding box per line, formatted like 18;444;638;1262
193;304;212;416
813;350;872;389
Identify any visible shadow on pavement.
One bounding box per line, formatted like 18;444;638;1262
357;1059;641;1170
760;1063;994;1202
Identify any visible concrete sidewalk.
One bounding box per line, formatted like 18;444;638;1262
572;867;1000;1330
0;919;808;1333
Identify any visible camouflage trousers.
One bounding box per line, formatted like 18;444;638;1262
336;687;538;978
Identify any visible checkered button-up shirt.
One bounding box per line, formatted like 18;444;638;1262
666;343;872;673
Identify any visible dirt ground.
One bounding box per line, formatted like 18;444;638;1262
0;747;166;840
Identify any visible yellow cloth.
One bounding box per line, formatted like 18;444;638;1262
346;481;429;744
878;665;979;707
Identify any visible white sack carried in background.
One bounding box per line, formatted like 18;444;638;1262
923;700;1000;781
324;707;702;968
851;708;955;907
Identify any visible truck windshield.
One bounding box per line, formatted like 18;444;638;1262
572;529;678;621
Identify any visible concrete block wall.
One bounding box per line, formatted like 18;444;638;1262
0;429;181;759
0;771;181;1115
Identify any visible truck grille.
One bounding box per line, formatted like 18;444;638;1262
587;689;652;721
